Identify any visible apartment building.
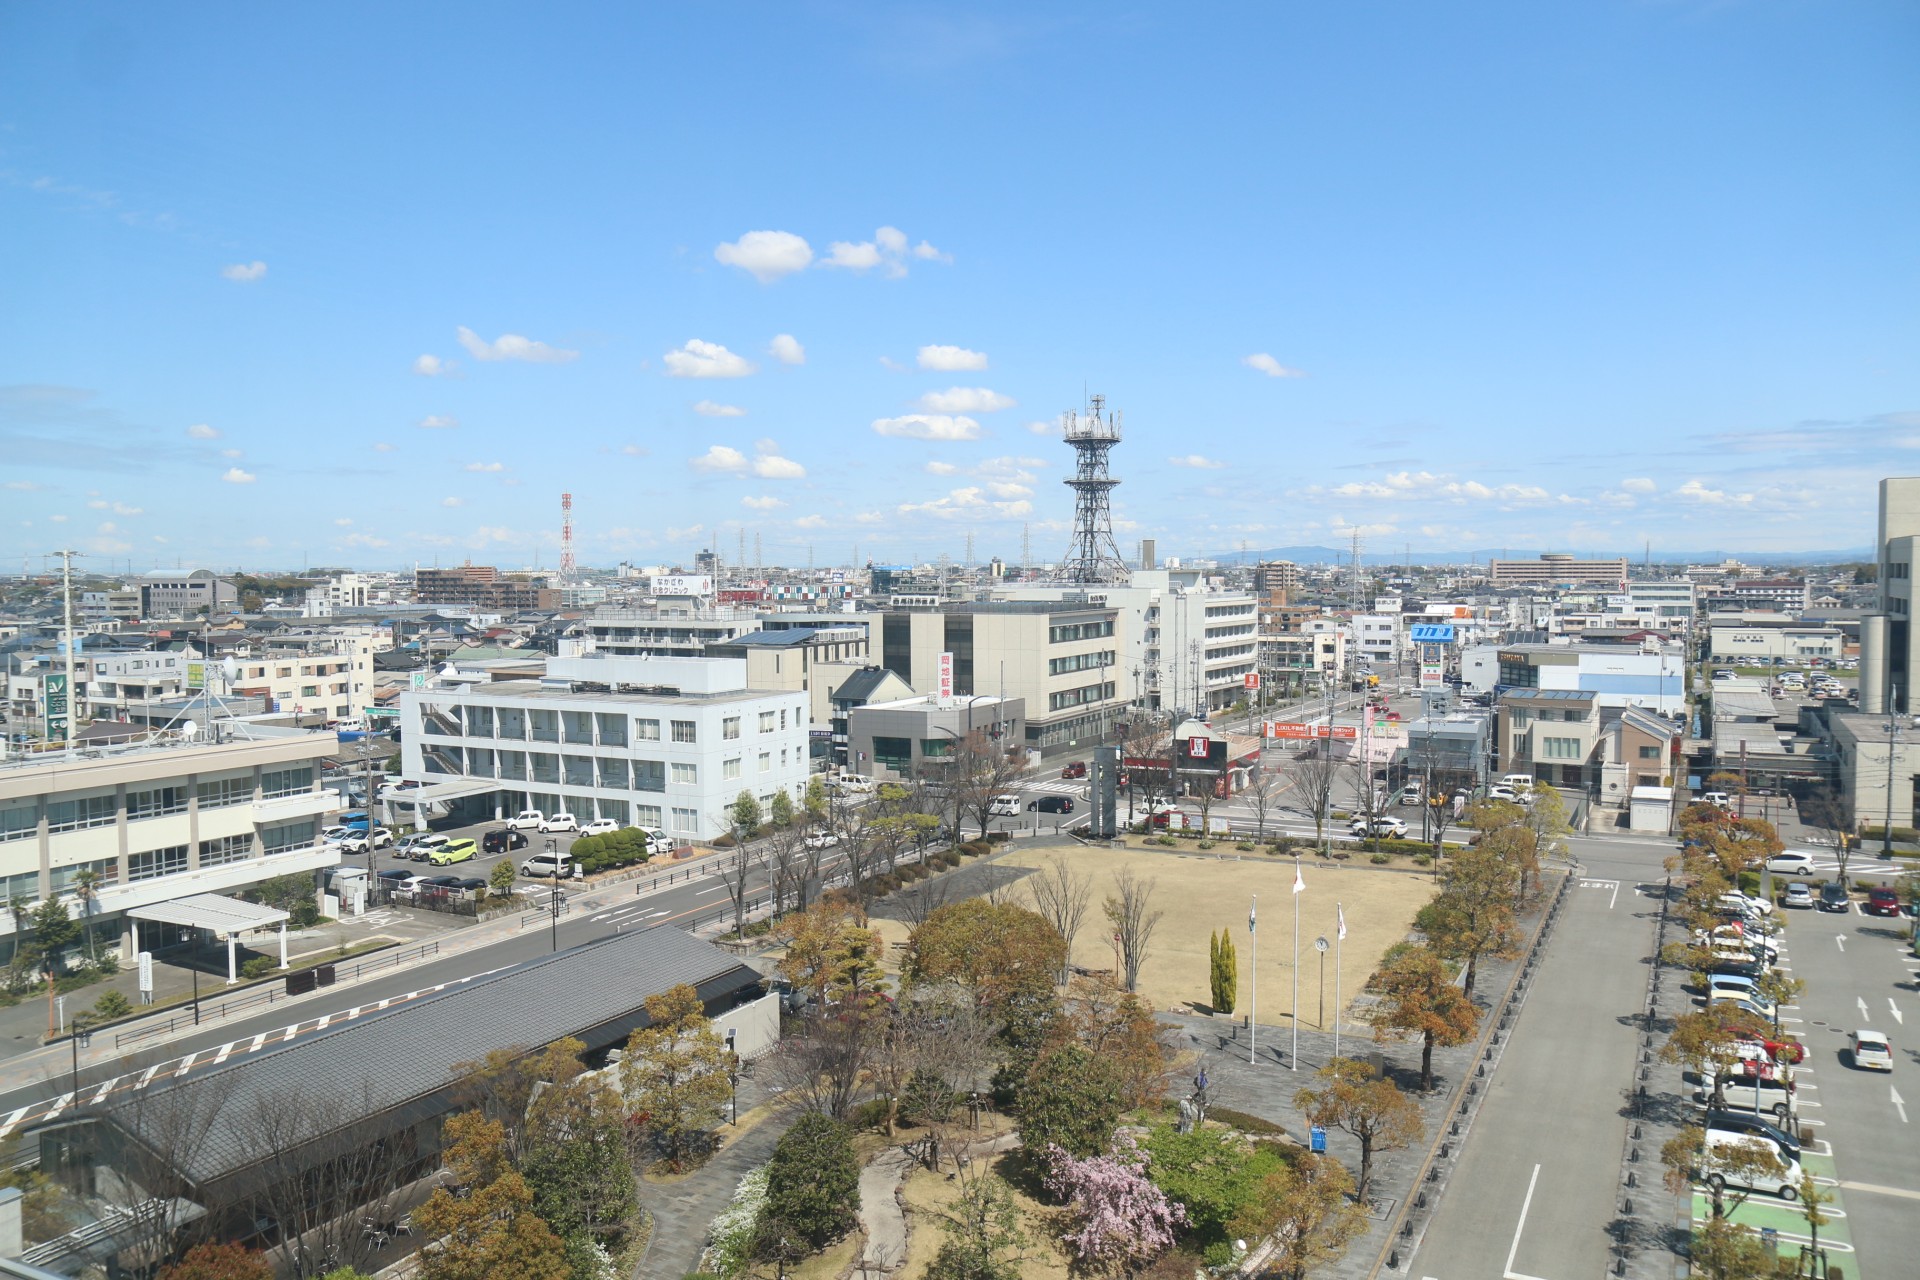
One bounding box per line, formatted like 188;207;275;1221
1488;554;1629;590
398;655;809;842
1352;614;1400;671
1495;642;1686;713
1496;688;1601;792
78;588;142;623
1252;560;1301;605
582;606;759;657
412;565;558;611
1708;578;1811;615
0;734;339;958
196;634;376;722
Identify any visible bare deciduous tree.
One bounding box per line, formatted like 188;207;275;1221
1291;751;1342;853
1103;869;1163;995
764;1006;874;1121
895;872;957;932
712;829;765;939
1026;855;1091;985
763;824;806;917
1242;767;1291;842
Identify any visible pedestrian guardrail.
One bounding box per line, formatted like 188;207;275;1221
112;941;443;1050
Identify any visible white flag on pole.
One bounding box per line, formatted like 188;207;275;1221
1249;896;1256;933
1337;902;1348;941
1292;861;1306;895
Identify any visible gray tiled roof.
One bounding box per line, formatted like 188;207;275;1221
111;924;761;1189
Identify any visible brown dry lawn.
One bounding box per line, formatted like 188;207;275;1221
896;1153;1073;1280
991;844;1436;1033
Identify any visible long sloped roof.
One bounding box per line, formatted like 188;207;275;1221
109;923;760;1189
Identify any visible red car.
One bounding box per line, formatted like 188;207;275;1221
1060;761;1087;779
1732;1027;1806;1065
1866;887;1902;917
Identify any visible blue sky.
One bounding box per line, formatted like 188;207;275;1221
3;2;1916;572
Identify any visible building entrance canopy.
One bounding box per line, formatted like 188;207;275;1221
127;893;291;986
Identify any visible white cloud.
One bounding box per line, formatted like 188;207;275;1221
418;415;459;429
768;333;806;365
373;442;396;453
1621;477;1657;494
853;511;885;525
465;461;505;473
413;353;457;377
917;344;988;371
1244;353;1306;378
742;495;787;511
221;467;256;484
334;517;353;526
455;326;579;364
220;448;243;459
872;414;983;441
1170;454;1225;469
666;524;706;542
664;339;755;379
220;260;267;283
694;400;747;417
753;453;807;479
916;386;1016;413
986;481;1033;499
1027;419;1055;435
1674;478;1755;506
442;496;464;507
898;485;1033;520
186;423;220;440
690;445;749;473
87;499;143;515
621;444;649;456
48;514;67;523
794;514;830;530
714;230;813;282
819;225;946;278
3;480;41;491
925;461;962;476
343;532;391;549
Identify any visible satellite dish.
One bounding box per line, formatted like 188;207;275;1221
180;720;201;740
222;657;239;681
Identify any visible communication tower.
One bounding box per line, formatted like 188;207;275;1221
559;492;576;579
1059;394;1128;584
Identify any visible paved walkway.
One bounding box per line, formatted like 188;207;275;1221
852;1146;917;1278
634;1079;793;1280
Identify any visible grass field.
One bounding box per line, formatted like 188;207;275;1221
988;845;1437;1031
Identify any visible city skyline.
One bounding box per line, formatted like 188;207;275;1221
4;3;1916;568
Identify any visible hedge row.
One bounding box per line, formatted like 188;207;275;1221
569;829;655;874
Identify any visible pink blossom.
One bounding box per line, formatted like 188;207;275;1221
1044;1133;1187;1268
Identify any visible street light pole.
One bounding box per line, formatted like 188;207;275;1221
548;838;560;952
1884;713;1899;858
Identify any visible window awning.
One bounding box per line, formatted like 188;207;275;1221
126;893;289;938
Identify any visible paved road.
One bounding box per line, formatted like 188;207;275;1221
1411;835;1668;1280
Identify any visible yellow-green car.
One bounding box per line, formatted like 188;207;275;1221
429;838;478;866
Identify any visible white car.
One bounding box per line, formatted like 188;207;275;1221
1709;988;1778;1022
829;775;876;793
1764;851;1816;877
1349;816;1408;838
803;831;841;850
987;794;1022;817
521;851;575;878
539;813;579;834
336;828;394;854
321;825;356;845
1850;1029;1893;1072
1701;792;1734;810
579;818;622;837
506;809;545;831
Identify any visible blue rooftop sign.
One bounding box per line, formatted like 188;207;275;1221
1409;623;1456;643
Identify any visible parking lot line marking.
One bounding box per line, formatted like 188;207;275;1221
1502;1163;1549;1280
1838;1179;1920;1200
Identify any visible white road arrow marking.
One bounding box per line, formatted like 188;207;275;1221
1893;1085;1908;1124
1836;935;1846;952
1890;998;1904;1026
1858;996;1871;1022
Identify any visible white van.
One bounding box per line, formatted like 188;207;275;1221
506;809;545;831
1698;1070;1798;1122
521;850;575;879
987;794;1022;817
1498;774;1535;791
1700;1130;1801;1200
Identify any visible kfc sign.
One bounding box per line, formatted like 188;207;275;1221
1187;736;1212;759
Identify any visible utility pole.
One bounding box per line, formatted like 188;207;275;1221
55;549;81;753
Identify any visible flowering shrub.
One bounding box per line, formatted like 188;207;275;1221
1043;1133;1187;1269
697;1163;769;1279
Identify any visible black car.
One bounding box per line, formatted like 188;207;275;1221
1704;1108;1801;1161
447;877;488;895
1027;796;1075;814
1818;882;1851;913
483;829;529;854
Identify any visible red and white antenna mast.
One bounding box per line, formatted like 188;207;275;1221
559;492;576;579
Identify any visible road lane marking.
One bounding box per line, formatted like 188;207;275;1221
1835;935;1845;951
1890;997;1904;1025
1502;1163;1549;1280
172;1052;198;1078
211;1043;233;1065
249;1032;267;1052
1893;1085;1908;1123
1839;1179;1920;1200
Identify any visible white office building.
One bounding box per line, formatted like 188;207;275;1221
397;655;809;842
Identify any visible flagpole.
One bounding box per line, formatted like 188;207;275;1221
1334;901;1346;1061
1249;894;1257;1066
1291;857;1301;1071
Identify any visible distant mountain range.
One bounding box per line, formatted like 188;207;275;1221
1208;545;1875;568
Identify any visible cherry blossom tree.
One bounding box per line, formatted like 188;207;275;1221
1042;1133;1187;1271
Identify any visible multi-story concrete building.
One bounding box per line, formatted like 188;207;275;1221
78;587;142;623
1252;560;1301;605
1707;578;1811;615
1488;554;1629;590
301;572;379;617
582;606;759;658
0;733;339;959
412;565;558;612
1496;688;1601;792
138;570;238;619
1352;613;1400;672
1861;476;1920;715
196;634;376;723
398;655;809;842
1705;622;1845;665
845;692;1025;781
1495;642;1685;714
873;599;1128;753
704;626;872;733
1618;579;1698;627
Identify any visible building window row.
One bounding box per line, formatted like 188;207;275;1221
200;833;256;867
1048;619;1115;644
51;857;117;893
129;844;190;882
260;766;315;798
1049;680;1116;712
46;794;117;834
262;818;318;855
128;785;189;820
1048;649;1116;677
1540;736;1583;760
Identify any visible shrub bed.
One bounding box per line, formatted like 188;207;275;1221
570;829;656;874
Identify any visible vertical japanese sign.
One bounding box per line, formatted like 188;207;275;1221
44;672;69;741
937;651;954;701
